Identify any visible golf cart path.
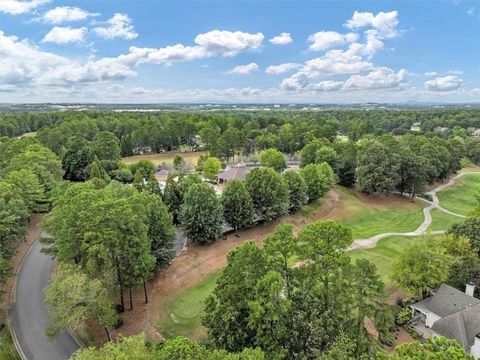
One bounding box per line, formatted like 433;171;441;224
349;171;480;250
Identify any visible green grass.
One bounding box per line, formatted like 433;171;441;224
0;328;21;360
156;271;220;339
437;173;480;216
429;209;462;231
336;187;424;239
349;236;420;284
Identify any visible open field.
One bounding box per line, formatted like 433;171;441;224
437;173;480;216
121;151;206;166
0;328;21;360
153;188;427;340
349;236;419;284
429;209;461;231
156;271;220;340
329;187;424;239
155;234;429;339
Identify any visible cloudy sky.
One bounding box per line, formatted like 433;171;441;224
0;0;479;103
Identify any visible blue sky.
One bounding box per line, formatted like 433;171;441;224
0;0;479;103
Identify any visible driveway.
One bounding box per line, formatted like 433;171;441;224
9;235;79;360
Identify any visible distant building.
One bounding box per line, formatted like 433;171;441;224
433;127;448;134
216;163;252;184
155;169;170;182
410;283;480;358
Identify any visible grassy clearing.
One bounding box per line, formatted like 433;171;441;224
437;173;480;216
121;151;206;167
156;271;220;340
429;209;461;231
334;187;424;239
349;236;421;284
154;187;427;339
0;328;21;360
156;235;422;339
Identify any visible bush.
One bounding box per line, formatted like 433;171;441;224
395;307;412;325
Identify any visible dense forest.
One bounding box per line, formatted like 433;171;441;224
1;108;480;359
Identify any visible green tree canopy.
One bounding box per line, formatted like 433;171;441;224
203;156;222;181
260;148;287;172
300;163;332;202
221;179;255;231
92;131;121;161
180;183;223;244
45;265;118;339
282;170;307;211
245;167;289;221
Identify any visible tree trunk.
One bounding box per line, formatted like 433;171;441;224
129;288;133;311
143;281;149;304
115;260;125;312
105;327;111;341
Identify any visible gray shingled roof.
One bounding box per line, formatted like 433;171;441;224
217;166;251;181
432;304;480;349
412;284;480;317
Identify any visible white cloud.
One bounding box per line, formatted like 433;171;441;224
40;6;99;24
300;49;374;76
309;80;344;92
345;10;399;38
343;67;407;89
0;0;49;15
447;70;463;75
424;75;463;91
269;32;292;45
194;30;264;56
145;44;207;64
228;63;259;75
94;13;138;40
424;71;438;77
145;30;264;65
41;26;87;44
0;28;266;88
265;63;301;74
308;31;358;51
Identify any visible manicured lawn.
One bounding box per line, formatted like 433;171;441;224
121;151;206;166
0;328;21;360
429;209;461;231
154;187;427;339
156;271;220;339
335;187;424;239
437;173;480;216
349;236;420;284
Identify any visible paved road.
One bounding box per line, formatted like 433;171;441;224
9;228;186;360
9;236;79;360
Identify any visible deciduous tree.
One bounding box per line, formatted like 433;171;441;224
180;183;223;244
260;148;287;172
221;180;255;231
245;167;289;221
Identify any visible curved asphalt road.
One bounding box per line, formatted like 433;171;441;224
9;235;79;360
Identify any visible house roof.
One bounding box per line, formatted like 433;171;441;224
156;169;169;176
412;284;480;318
432;304;480;349
217;166;251;182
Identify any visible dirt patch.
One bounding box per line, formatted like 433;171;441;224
109;189;341;341
387;327;414;352
2;214;45;323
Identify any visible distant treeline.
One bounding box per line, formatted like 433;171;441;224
0;109;479;153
